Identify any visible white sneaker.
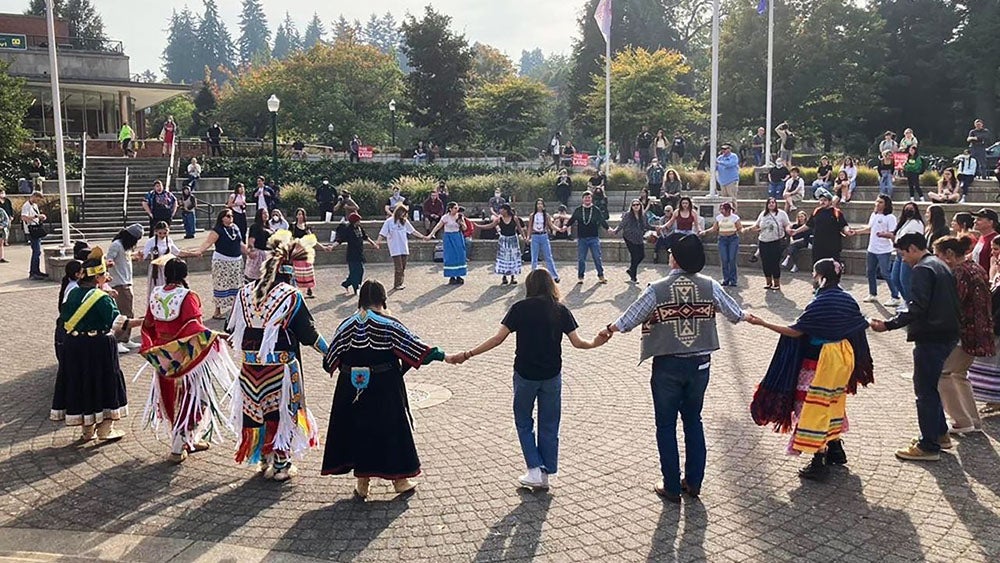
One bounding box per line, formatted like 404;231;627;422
897;303;909;313
116;343;130;354
124;340;141;350
920;197;925;202
959;196;966;204
884;298;901;307
781;257;791;269
518;467;547;488
790;264;799;273
863;295;879;303
948;425;981;436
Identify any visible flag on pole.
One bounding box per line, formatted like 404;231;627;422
757;0;767;15
594;0;612;43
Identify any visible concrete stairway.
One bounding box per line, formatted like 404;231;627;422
72;157;172;240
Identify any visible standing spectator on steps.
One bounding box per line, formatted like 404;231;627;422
160;115;177;156
717;144;741;201
768;158;789;200
775;122;795;165
670;131;686;165
142;180;177;237
751;127;766;166
21;190;47;280
207;122;224;156
646;159;665;199
349;135;361;163
654;129;668;164
636;126;654;167
955;150;976;203
967;119;993;179
903;146;927;201
119;122;134;157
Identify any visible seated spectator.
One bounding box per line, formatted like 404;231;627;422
561;141;576;168
662;168;682;210
421;189;445;235
833;170;853;203
928;168;962;203
555;169;572;207
781;210;812;273
414;141;428;164
768;158;789;199
588;171;606;192
385;187;406;217
488;189;506;217
291;140;306;160
840;157;859;201
811;156;833;191
782;167;805;212
552;205;572;240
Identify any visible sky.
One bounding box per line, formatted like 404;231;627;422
0;0;581;78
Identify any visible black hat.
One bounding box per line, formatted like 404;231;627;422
974;208;999;224
669;234;706;274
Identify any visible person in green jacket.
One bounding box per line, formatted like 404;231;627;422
903;145;927;201
119;123;134;157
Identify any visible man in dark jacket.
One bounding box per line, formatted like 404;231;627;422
872;232;960;461
316;179;337;221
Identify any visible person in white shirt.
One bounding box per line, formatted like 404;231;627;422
782;167;805;212
888;201;924;312
853;195;900;305
749;197;791;290
840;157;859;202
954;150;977;203
186;158;202;191
377;204;429;290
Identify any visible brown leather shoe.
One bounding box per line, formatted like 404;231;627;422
653;482;681;503
681;479;700;498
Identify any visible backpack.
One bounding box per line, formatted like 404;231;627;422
783;133;796;150
433;240;444;262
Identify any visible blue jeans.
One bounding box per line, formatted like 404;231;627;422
879;171;894;196
866;252;898;298
513;372;561;473
912;341;955;452
753;148;764;166
577;236;604;279
767;181;783;199
530;234;559;280
650;355;710;495
890;255;912;302
182;211;196;237
718;234;739;285
29;236;42;276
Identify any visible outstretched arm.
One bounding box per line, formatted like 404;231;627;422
567;329;609;349
745;313;802;338
446;325;511;364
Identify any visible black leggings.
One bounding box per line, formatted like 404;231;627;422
759;239;783;280
625;240;645;278
906;172;923;199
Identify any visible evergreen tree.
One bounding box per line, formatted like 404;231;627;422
26;0;106;42
237;0;271;66
303;13;325;49
272;12;301;59
162;7;201;84
197;0;236;73
519;48;544;76
332;15;361;43
401;6;474;146
191;67;218;137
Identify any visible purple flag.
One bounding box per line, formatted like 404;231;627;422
757;0;767;15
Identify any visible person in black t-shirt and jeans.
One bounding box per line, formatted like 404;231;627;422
446;269;609;489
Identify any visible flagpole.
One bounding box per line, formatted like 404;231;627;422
604;26;611;175
708;0;719;197
764;0;774;165
46;0;71;252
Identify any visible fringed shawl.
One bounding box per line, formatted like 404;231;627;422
750;286;874;431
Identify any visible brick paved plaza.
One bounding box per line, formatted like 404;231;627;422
0;259;998;562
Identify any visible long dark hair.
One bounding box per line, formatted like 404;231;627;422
895;202;922;235
358;279;387;310
254;207;269;228
953;212;974;231
58;260;82;313
678;196;693;213
214;209;232;229
933;235;974;258
163;258;189;288
523;269;562;337
875;194;893;216
813;258;843;289
926;204;948;239
112;228;139;250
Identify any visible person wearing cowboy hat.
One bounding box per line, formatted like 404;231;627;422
791;188;854;264
599;234;748;502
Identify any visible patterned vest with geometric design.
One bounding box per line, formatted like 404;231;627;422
639;271;719;362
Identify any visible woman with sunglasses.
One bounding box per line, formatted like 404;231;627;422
193;210;249;319
614;198;652;284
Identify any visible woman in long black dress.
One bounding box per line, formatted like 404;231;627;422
321;280;446;498
792;188;853;264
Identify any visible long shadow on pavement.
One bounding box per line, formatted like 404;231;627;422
0;366;79;448
473;489;553;562
645;498;706;562
274;494;411;560
925;442;1000;559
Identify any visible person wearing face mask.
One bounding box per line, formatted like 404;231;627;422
746;259;874;480
179;186;197;239
269;209;289;231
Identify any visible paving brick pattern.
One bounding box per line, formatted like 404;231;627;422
0;260;998;562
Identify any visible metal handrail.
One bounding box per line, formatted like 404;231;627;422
122;166;129;227
21;34;124;54
165;140;176;192
79;134;87;221
192;196;214;231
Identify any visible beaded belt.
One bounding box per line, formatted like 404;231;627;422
243;350;296;364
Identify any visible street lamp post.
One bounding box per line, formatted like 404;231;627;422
389;99;396;147
267;94;280;185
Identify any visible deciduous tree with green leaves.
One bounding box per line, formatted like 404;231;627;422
471;42;516;88
215;40;402;145
0;61;32;182
147;95;195;140
401;6;474;147
469;77;550;149
584;48;701;154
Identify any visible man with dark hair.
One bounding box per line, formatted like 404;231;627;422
599;234;746;501
566;191;609;284
636;126;654;167
871;232;960;461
